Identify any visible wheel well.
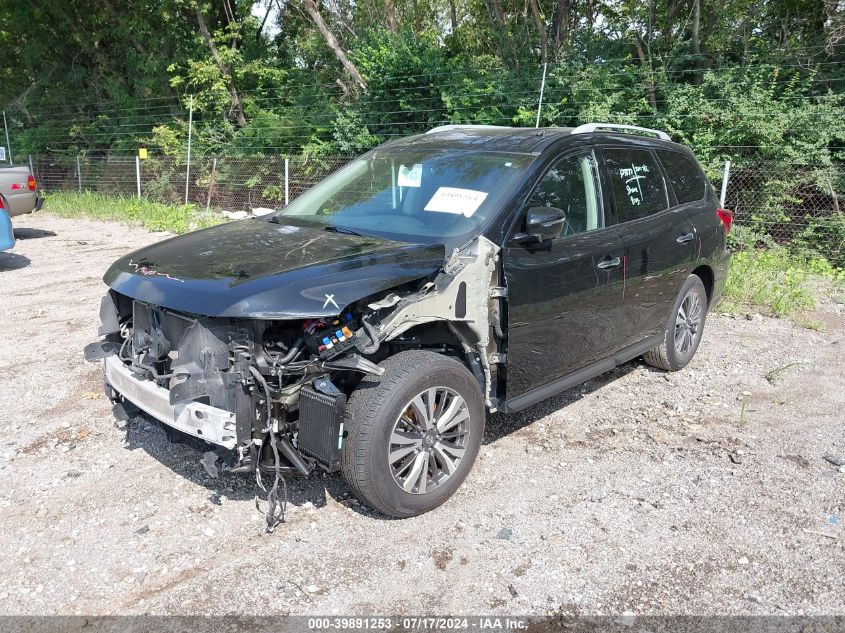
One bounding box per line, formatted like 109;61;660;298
387;321;461;348
691;265;714;304
384;321;487;395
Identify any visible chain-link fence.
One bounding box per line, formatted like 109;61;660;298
27;154;845;265
29;154;355;211
722;162;845;265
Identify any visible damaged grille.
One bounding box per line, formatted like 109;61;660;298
132;301;194;350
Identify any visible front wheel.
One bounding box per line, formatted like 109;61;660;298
341;350;485;518
643;274;708;371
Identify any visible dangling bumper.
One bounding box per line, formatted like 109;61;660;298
103;355;239;449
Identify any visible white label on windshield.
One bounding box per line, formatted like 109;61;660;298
397;163;422;188
424;187;488;217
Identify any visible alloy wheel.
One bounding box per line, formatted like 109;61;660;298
388;387;471;495
674;290;703;356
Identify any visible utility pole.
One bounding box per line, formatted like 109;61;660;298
535;63;548;129
184;94;194;205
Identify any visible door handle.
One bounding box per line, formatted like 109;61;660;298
596;256;621;269
676;232;695;244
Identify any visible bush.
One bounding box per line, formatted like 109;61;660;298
792;213;845;268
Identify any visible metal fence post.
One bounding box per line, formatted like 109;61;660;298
284;157;289;206
28;155;34;178
2;111;12;164
206;157;217;212
184;94;194;205
135;155;141;199
720;160;731;207
76;156;82;193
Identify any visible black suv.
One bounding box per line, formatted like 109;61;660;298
87;124;731;520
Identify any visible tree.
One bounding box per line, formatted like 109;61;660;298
301;0;367;90
194;3;248;126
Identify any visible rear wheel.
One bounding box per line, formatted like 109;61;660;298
341;350;484;518
643;274;708;371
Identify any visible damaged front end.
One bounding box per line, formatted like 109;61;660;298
85;292;383;476
86;235;506;527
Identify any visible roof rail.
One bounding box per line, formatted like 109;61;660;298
570;123;670;141
425;124;510;134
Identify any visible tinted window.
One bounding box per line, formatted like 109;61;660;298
656;149;706;204
526;151;603;236
603;148;668;222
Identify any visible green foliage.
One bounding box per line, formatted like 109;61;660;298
804;255;845;282
4;0;844;166
44;192;222;234
1;0;843;257
791;213;845;268
659;66;845;167
352;29;448;133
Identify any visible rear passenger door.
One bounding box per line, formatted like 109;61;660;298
654;148;718;263
601;146;697;348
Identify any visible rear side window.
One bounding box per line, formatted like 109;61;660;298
603;148;668;222
655;149;706;204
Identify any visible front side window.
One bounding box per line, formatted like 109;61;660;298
603;148;668;222
276;149;534;244
655;149;707;205
525;151;603;236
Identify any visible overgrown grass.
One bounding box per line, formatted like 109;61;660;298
44;191;223;234
722;249;824;317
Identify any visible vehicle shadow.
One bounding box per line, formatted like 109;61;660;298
119;359;650;523
14;227;56;240
484;361;642;445
121;413;356;517
0;252;31;271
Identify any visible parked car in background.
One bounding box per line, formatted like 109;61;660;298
87;123;731;520
0;165;43;218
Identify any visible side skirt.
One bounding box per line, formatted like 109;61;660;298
498;334;664;414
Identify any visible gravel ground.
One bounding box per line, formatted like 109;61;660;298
0;214;843;617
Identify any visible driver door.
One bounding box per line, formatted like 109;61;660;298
503;149;626;400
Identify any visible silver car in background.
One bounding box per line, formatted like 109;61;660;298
0;165;43;217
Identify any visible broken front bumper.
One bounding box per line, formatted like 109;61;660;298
103;355;238;449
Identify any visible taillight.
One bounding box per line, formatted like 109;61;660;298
716;208;733;234
28;176;36;191
0;196;4;209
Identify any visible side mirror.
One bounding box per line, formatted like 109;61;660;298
523;207;566;243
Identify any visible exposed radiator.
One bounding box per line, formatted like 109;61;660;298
297;386;347;472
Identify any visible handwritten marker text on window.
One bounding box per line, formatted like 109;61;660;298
619;164;650;206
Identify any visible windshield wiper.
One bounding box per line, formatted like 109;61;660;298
324;225;363;236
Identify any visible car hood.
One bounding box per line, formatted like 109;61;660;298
103;218;445;318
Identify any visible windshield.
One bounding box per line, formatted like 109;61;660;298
277;148;534;244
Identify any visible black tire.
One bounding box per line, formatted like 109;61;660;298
341;350;485;518
643;274;708;371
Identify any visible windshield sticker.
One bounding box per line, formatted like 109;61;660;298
618;163;650;206
424;187;488;217
397;163;422;188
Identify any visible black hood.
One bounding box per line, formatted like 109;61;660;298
103;218;445;318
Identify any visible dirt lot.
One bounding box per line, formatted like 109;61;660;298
0;214;843;616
